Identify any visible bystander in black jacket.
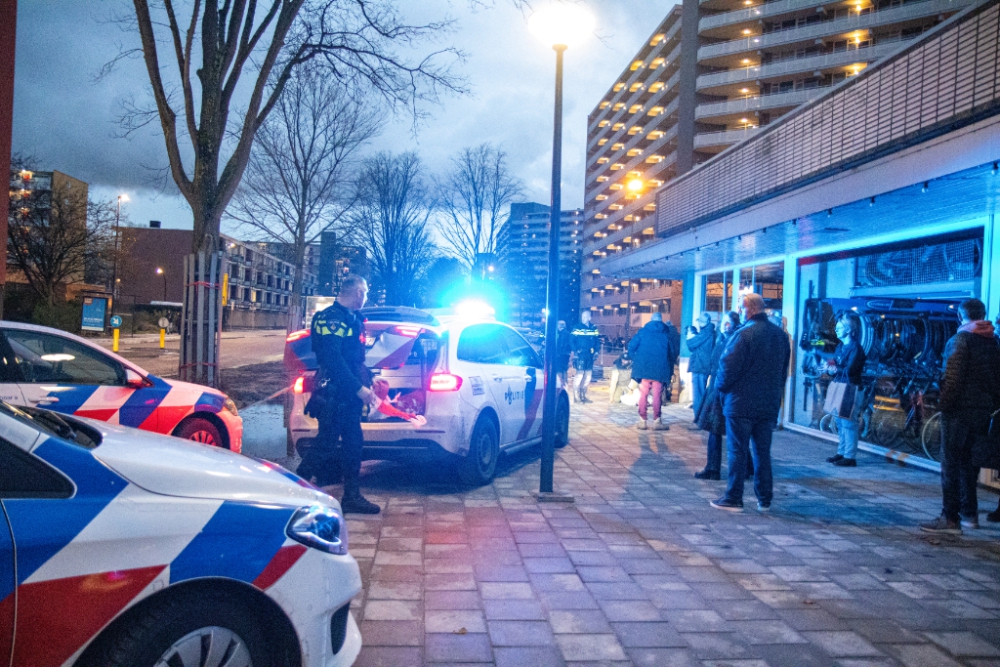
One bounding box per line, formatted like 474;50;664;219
557;327;573;373
571;321;600;371
716;313;791;422
833;339;866;386
695;329;733;435
628;319;674;384
939;321;1000;416
688;322;717;375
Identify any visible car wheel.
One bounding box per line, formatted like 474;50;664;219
459;417;500;486
99;593;271;667
554;395;570;449
175;417;225;448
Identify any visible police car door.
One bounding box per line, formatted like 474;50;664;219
499;328;545;442
458;324;527;446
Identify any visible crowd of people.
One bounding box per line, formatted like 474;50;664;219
571;293;1000;529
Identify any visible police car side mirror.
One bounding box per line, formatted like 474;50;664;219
125;368;149;389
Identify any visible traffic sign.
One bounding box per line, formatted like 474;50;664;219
158;317;170;329
110;315;123;328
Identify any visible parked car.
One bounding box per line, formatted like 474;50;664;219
0;401;361;667
285;305;571;485
0;321;242;452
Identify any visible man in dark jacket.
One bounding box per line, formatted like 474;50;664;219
628;313;674;430
297;275;381;514
688;312;717;416
710;293;791;512
920;299;1000;534
571;311;600;403
556;320;572;389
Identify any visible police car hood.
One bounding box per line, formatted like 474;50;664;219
85;419;333;507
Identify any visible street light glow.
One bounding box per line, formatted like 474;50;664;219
627;179;644;192
118;193;130;203
528;3;595;49
156;267;164;275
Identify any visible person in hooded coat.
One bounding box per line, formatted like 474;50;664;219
628;312;674;430
920;299;1000;534
695;311;752;480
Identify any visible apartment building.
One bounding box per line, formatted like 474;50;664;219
582;0;973;336
497;203;584;329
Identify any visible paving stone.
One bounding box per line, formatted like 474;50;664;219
801;631;883;657
555;634;629;662
424;633;493;663
425;609;487;634
548;609;613;634
494;646;566;667
358;621;423;646
611;621;687;648
354;646;423;667
482;599;547;621
731;620;808;644
885;643;965;667
924;631;1000;657
487;620;555;646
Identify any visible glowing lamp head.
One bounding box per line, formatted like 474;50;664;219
155;267;163;275
528;3;596;49
627;179;644;193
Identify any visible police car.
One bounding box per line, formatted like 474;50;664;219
0;321;243;452
0;400;361;667
285;305;571;485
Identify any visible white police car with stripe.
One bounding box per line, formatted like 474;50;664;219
0;400;361;667
285;304;571;485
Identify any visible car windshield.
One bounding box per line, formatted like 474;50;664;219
0;401;102;450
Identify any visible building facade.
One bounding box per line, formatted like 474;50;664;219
598;0;1000;481
583;0;975;337
117;225;317;329
498;203;584;329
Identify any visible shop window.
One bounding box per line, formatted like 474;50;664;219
791;229;984;464
702;272;733;316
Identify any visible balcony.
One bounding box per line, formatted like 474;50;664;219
697;0;971;61
696;87;824;118
587;102;680;185
588;45;682;139
589;21;683;129
588;149;678;215
696;41;904;90
700;0;845;32
694;127;763;148
588;67;682;157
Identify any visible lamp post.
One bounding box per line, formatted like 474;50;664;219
529;3;594;498
156;267;167;302
111;193;129;310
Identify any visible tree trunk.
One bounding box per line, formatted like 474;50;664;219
288;228;307;333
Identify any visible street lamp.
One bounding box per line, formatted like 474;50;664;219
156;267;167;302
111;193;129;310
529;3;594;498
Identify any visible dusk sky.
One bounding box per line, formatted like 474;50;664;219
12;1;674;235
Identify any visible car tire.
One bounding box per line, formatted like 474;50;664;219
98;593;272;667
175;417;225;448
554;395;570;449
459;417;500;486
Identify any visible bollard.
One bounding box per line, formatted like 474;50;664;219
113;328;120;353
160;328;166;349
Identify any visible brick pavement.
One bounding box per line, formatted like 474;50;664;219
333;388;1000;667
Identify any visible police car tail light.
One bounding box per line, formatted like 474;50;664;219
287;505;348;555
293;376;306;394
286;329;310;343
392;325;423;338
429;373;463;392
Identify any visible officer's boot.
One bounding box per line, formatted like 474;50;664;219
341;480;380;515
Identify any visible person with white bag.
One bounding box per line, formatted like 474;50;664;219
824;312;867;467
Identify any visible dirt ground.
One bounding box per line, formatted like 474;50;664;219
219;361;289;409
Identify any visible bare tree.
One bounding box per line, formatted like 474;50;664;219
227;65;382;329
122;0;465;255
353;152;436;306
437;143;523;268
7;167;117;306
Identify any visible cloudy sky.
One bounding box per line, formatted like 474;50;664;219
12;0;675;233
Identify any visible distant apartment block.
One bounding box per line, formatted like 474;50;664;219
498;203;584;329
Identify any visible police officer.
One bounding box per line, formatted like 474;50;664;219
571;310;600;403
297;274;381;514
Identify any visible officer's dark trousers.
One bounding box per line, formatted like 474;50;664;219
299;397;364;493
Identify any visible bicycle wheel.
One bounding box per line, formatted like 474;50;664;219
921;411;943;462
820;413;838;435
